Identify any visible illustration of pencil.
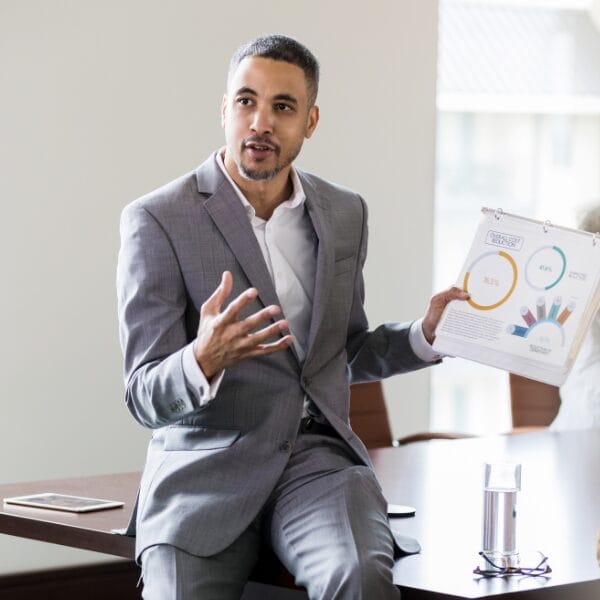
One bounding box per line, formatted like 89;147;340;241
548;297;562;320
557;301;576;325
507;324;528;337
536;297;546;320
520;306;536;327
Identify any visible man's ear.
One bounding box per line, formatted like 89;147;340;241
220;94;227;128
305;105;320;139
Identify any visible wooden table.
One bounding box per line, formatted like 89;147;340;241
377;429;600;599
0;472;136;560
1;430;599;598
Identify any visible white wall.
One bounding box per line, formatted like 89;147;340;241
0;0;438;573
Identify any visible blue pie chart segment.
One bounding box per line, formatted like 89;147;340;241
525;246;566;291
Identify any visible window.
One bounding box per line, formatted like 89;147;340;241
432;0;600;434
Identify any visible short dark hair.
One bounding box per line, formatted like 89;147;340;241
228;35;320;105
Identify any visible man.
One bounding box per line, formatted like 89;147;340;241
117;35;467;599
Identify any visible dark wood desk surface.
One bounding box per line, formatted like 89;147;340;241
1;430;599;599
376;429;600;599
0;471;136;559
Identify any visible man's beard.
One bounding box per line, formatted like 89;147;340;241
237;137;302;181
238;162;280;181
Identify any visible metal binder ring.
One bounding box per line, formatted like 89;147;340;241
543;220;552;233
494;208;503;221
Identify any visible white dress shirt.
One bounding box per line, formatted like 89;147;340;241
182;152;440;407
218;156;317;362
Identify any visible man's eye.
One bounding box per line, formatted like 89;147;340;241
274;103;292;111
237;97;252;106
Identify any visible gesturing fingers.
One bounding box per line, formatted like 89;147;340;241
201;271;233;316
219;287;260;324
201;275;266;330
246;334;294;358
237;304;282;335
195;273;293;378
237;318;290;348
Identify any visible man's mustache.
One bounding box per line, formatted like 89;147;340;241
242;137;280;154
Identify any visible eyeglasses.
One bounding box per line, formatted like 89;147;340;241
473;551;552;578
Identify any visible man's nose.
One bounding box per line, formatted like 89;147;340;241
250;107;273;135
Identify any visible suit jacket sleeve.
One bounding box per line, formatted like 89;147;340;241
345;196;430;383
117;202;200;428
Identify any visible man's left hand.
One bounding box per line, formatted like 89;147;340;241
422;286;470;345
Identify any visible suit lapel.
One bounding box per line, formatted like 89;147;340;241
301;174;334;374
197;155;280;313
196;154;301;368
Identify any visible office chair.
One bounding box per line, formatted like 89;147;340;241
349;381;472;448
508;373;561;431
350;373;563;447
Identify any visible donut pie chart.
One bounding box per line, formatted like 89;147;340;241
525;245;566;291
463;250;518;311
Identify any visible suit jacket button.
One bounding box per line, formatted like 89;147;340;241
279;441;292;453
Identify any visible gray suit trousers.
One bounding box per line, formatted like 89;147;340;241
140;432;400;600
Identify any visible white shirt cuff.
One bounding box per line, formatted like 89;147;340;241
182;343;225;407
409;318;443;363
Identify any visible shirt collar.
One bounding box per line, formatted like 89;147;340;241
216;148;306;219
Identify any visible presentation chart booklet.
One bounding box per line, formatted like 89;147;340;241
433;208;600;386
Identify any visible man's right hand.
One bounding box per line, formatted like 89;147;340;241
193;271;293;380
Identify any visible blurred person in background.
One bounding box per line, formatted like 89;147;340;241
551;203;600;431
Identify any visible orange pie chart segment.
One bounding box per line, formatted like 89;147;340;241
463;251;518;311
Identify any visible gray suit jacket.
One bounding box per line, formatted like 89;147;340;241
117;152;428;560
